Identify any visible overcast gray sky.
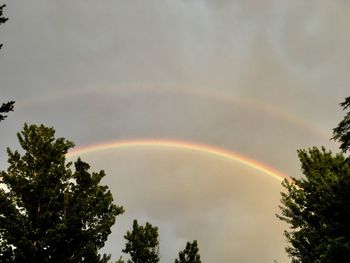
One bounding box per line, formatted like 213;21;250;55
1;1;349;262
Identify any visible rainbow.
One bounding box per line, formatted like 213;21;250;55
17;85;328;139
67;139;288;182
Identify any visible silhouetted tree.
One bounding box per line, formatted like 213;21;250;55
0;101;14;122
277;96;350;262
332;96;350;153
0;4;8;50
0;124;124;262
0;4;14;121
115;257;125;263
175;240;201;263
122;220;159;263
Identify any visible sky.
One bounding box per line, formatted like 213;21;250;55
1;0;350;262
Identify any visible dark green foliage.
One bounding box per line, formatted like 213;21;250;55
115;257;125;263
0;101;15;122
332;96;350;153
175;240;201;263
0;124;124;262
277;147;350;262
0;4;8;50
122;219;159;263
278;96;350;262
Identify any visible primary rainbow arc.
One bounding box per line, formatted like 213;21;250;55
67;139;288;182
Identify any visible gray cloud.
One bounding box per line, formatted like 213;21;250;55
1;0;349;262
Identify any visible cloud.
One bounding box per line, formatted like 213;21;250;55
1;1;349;262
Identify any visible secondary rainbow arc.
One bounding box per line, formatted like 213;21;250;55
16;86;328;140
67;139;288;182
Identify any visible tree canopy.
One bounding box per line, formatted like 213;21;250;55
332;96;350;153
277;96;350;262
0;101;15;122
175;240;201;263
0;4;8;50
122;220;160;263
0;124;124;262
0;4;14;122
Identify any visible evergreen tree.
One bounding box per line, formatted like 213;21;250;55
0;4;14;122
0;101;15;122
0;4;8;50
332;96;350;153
115;257;125;263
175;240;201;263
277;96;350;262
0;124;124;262
122;220;159;263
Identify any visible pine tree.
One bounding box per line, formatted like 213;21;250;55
332;96;350;153
175;240;201;263
0;4;14;122
122;220;159;263
0;124;124;262
115;256;125;263
0;101;15;122
0;4;8;50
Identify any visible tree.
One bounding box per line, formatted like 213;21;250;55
0;4;14;122
175;240;201;263
115;257;125;263
0;4;8;50
277;96;350;262
122;220;159;263
0;101;15;122
332;96;350;153
0;124;124;262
